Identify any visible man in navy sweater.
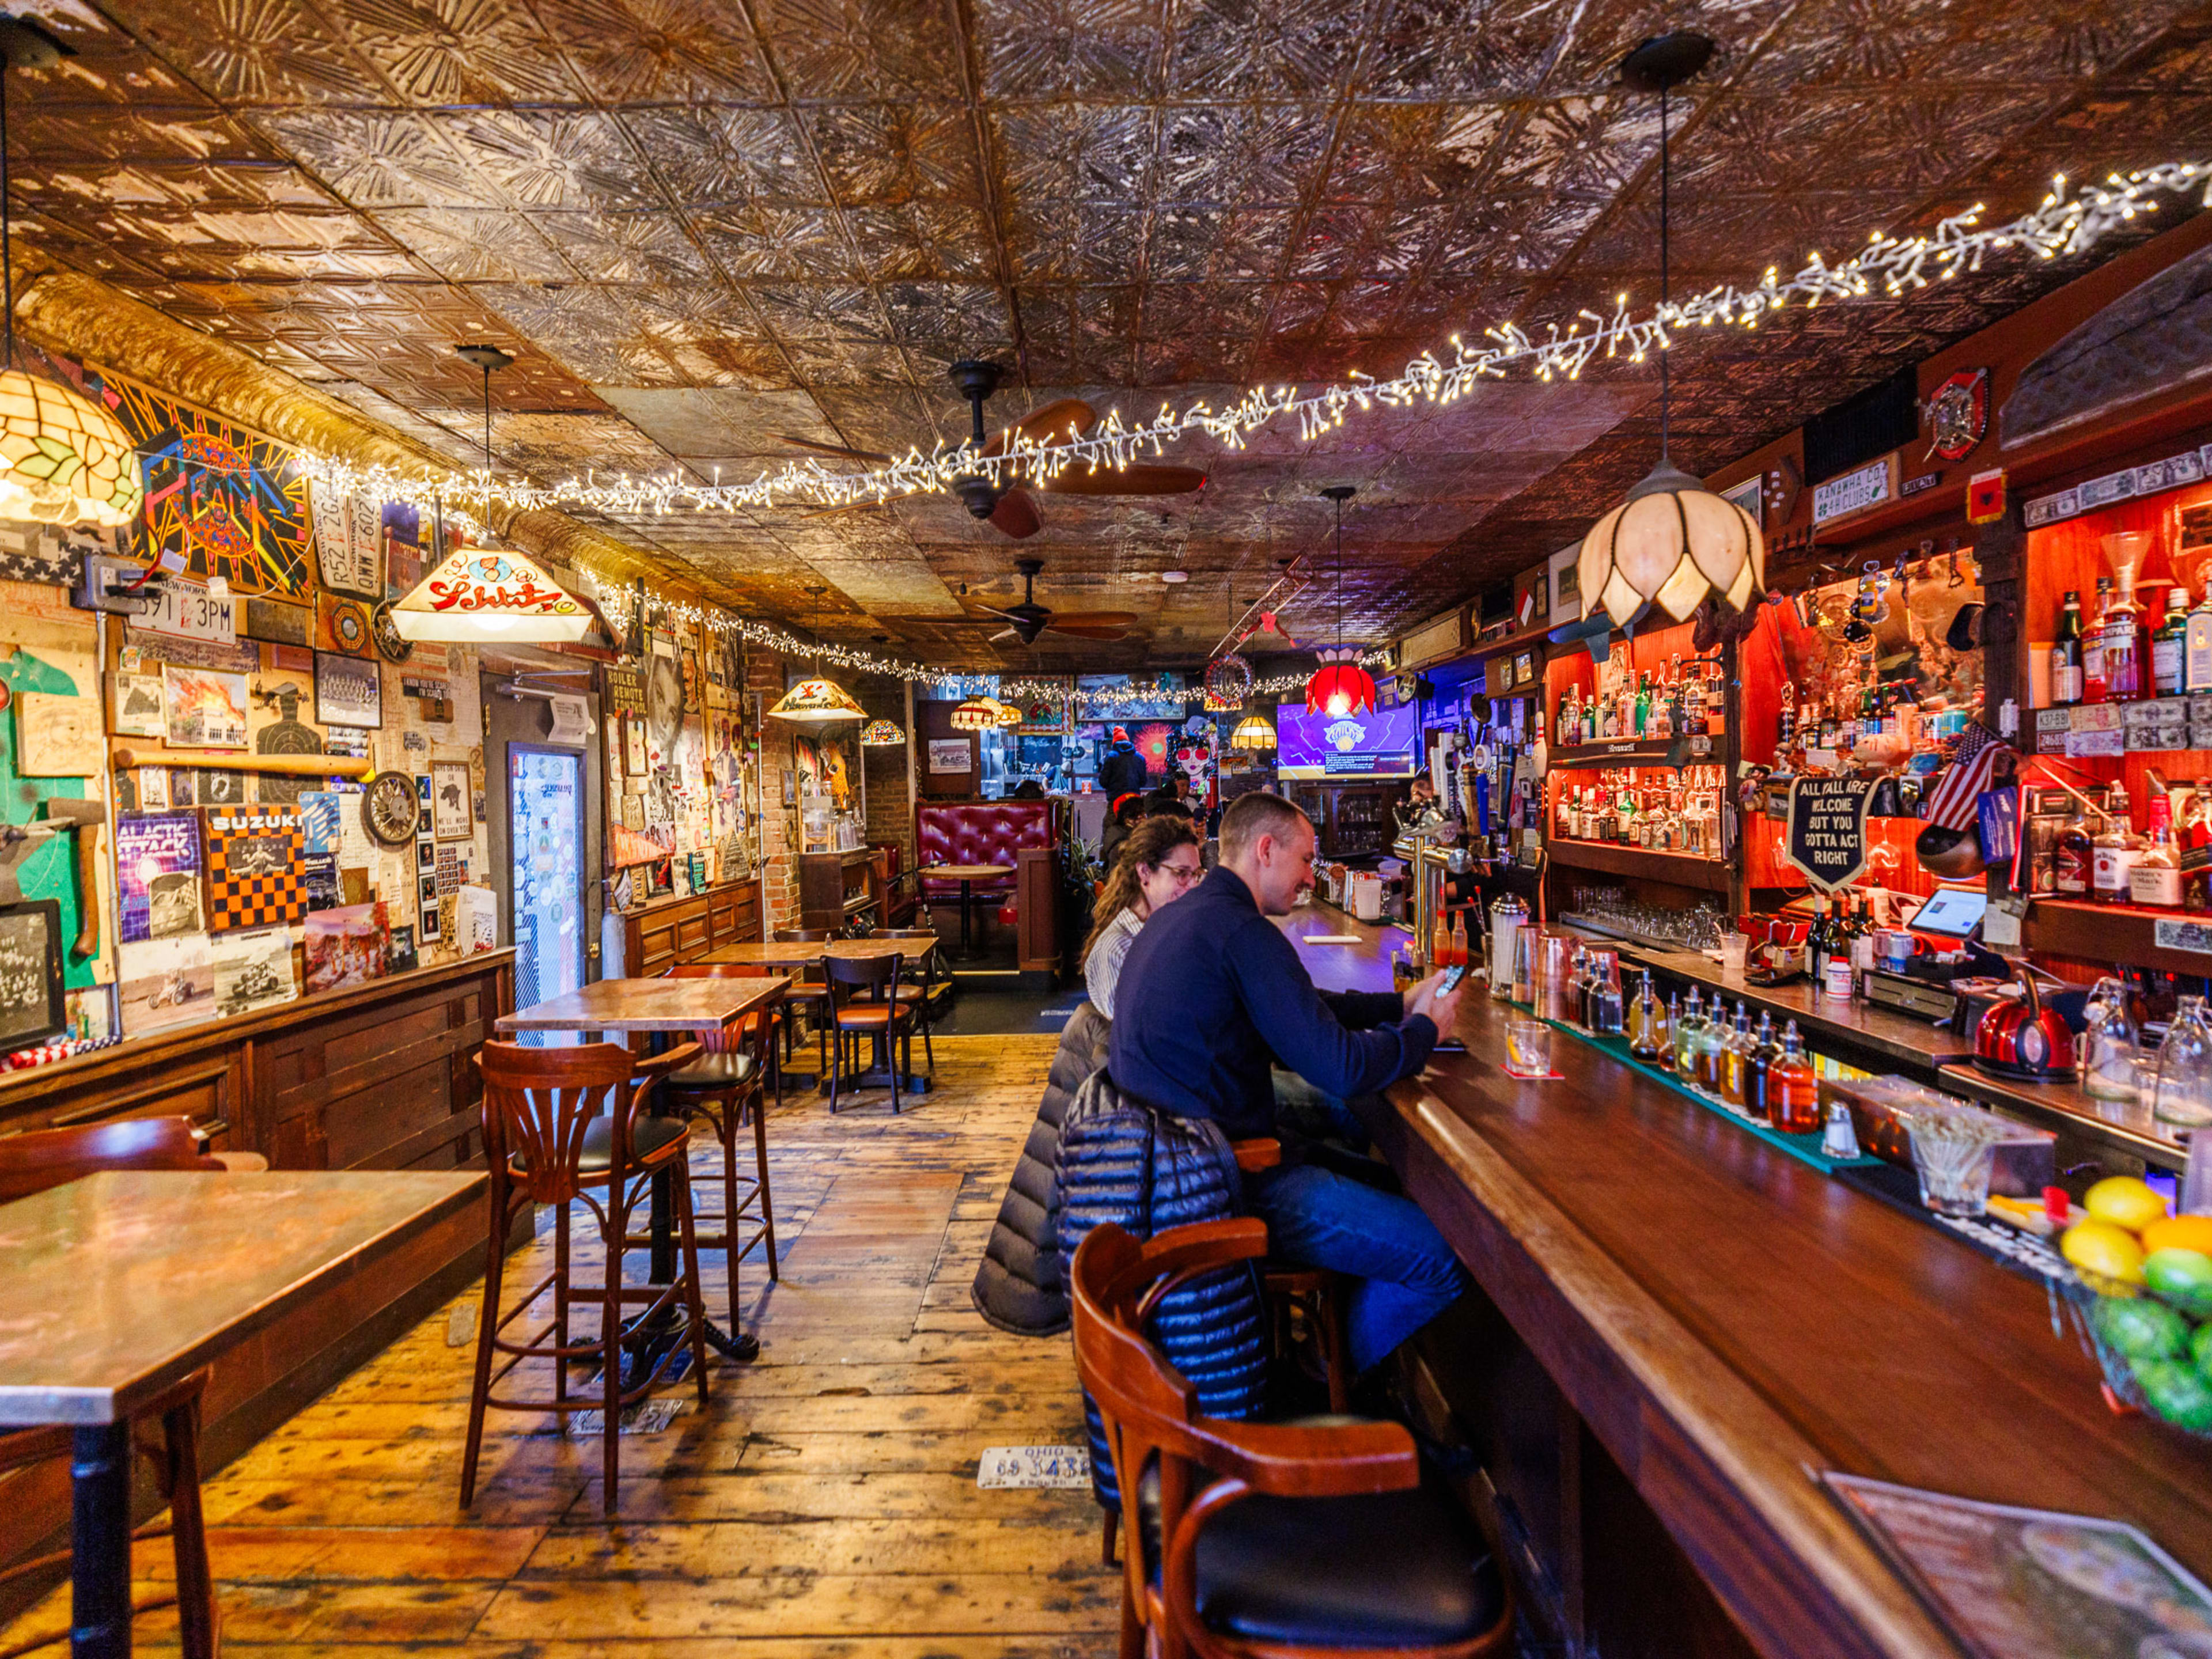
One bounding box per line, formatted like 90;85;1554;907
1110;791;1469;1377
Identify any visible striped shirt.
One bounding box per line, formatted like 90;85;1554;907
1082;906;1147;1020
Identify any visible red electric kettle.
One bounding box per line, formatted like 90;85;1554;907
1972;965;2074;1082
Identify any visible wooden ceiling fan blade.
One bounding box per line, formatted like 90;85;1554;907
774;433;895;464
988;487;1042;539
1044;616;1135;640
1037;464;1207;498
982;397;1098;460
989;627;1022;645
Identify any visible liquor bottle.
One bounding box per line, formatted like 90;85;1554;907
1583;692;1597;745
1808;895;1835;986
1745;1010;1779;1123
2051;589;2084;706
1849;893;1877;997
2084;576;2112;702
1695;999;1730;1094
1634;671;1652;738
2093;783;2142;906
2155;586;2190;698
1719;1005;1751;1108
1555;786;1575;840
2133;790;2184;910
2055;805;2094;897
2189;585;2212;695
1675;987;1705;1077
1657;993;1679;1072
2184;787;2212;912
2105;569;2145;702
1629;972;1662;1060
1599;692;1618;741
1768;1021;1820;1134
1449;911;1469;969
1818;702;1842;751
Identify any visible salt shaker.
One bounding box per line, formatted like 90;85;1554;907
1821;1100;1863;1160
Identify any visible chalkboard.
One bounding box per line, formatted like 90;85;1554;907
1786;777;1876;893
0;899;66;1050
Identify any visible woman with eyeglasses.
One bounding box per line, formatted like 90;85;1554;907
1081;816;1205;1020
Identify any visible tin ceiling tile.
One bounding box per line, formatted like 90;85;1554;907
528;210;713;284
619;108;825;207
372;207;575;281
974;0;1166;99
746;282;895;343
1161;0;1373;98
804;104;983;208
777;338;914;387
990;105;1158;203
253;108;481;207
104;0;389;105
843;204;1001;281
339;0;583;104
531;0;779;103
430;109;664;213
694;206;857;279
881;282;1013;347
1156;104;1332;207
1358;0;1570;99
1001;201;1150;282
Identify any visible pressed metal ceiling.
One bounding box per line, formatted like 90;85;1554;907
10;0;2212;665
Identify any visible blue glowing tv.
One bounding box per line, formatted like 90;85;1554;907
1274;700;1421;779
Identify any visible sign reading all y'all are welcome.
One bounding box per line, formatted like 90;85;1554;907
1786;777;1876;892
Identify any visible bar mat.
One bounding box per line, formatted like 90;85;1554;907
1543;1019;1885;1176
1834;1162;2073;1285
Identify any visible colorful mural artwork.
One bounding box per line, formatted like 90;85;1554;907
47;351;312;597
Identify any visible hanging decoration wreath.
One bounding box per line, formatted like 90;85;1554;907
1203;653;1255;711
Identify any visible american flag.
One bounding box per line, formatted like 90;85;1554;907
1920;722;2013;830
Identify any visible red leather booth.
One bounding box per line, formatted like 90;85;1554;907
916;801;1058;900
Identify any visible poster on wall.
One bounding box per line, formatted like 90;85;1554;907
313;651;382;729
48;351;312;597
305;902;389;993
203;804;306;933
212;926;297;1016
113;672;166;738
117;933;214;1036
115;811;204;943
927;739;968;774
163;665;248;748
430;759;471;840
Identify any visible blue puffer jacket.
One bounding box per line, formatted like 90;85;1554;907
1055;1066;1270;1520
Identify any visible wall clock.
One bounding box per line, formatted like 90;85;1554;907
362;771;420;848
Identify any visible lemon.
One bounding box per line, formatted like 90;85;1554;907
2063;1219;2147;1289
2143;1215;2212;1257
2084;1176;2171;1234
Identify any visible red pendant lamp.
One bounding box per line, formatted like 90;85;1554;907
1304;485;1376;718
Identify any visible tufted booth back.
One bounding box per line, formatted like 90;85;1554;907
916;801;1056;896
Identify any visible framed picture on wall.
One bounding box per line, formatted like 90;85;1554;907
0;899;66;1050
430;759;471;841
313;651;382;730
781;768;796;806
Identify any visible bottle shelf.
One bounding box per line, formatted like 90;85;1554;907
1544;838;1729;892
2024;897;2212;974
1548;738;1717;770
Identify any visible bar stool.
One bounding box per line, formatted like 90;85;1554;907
772;927;836;1078
1071;1218;1510;1659
823;952;913;1114
653;965;783;1332
0;1119;231;1659
463;1040;711;1517
1232;1141;1353;1416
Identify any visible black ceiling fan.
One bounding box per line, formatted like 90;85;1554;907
975;558;1135;646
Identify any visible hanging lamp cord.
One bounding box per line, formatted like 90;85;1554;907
1657;79;1671;463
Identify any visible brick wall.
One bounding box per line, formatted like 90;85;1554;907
857;680;914;881
747;651;804;934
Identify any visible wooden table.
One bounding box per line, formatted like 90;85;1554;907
0;1169;484;1659
918;864;1013;959
1278;912;2212;1659
496;976;787;1364
702;938;938;1094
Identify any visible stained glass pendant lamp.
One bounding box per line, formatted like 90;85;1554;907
1578;32;1764;627
1304;485;1377;718
859;718;907;746
392;346;592;642
948;695;999;732
1228;713;1278;752
767;676;865;723
0;19;142;528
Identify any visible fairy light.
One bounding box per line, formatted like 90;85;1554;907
283;161;2210;524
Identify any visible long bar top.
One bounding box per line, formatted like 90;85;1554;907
1279;903;2212;1659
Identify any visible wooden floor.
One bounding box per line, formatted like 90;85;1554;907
3;1035;1119;1658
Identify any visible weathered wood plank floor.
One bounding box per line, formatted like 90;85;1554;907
3;1035;1116;1658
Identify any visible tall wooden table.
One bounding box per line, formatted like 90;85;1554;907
0;1169;485;1659
494;976;788;1364
917;863;1013;960
703;938;940;1094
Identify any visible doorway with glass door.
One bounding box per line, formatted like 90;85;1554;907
483;676;604;1042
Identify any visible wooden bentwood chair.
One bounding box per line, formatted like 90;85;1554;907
463;1041;711;1516
652;964;783;1331
0;1118;245;1659
1071;1218;1511;1659
823;950;914;1114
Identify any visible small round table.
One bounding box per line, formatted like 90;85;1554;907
919;863;1015;960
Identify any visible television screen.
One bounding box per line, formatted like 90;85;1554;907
1274;701;1421;779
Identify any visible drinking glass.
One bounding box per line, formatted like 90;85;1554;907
1506;1020;1552;1077
2155;995;2212;1128
1719;931;1749;975
1897;1105;2009;1218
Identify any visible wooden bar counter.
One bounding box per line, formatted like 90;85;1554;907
1278;909;2212;1659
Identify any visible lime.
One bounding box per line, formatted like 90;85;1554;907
2063;1219;2147;1289
2145;1248;2212;1318
2191;1320;2212;1380
2135;1358;2212;1433
2085;1175;2170;1233
2097;1295;2189;1361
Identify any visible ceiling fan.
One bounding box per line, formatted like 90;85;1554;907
776;361;1207;539
978;558;1136;646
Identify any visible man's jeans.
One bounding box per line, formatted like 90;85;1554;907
1245;1161;1471;1376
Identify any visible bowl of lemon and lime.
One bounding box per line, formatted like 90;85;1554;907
2061;1176;2212;1434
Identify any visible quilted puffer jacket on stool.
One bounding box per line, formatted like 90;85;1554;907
968;1004;1109;1336
1054;1066;1270;1523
